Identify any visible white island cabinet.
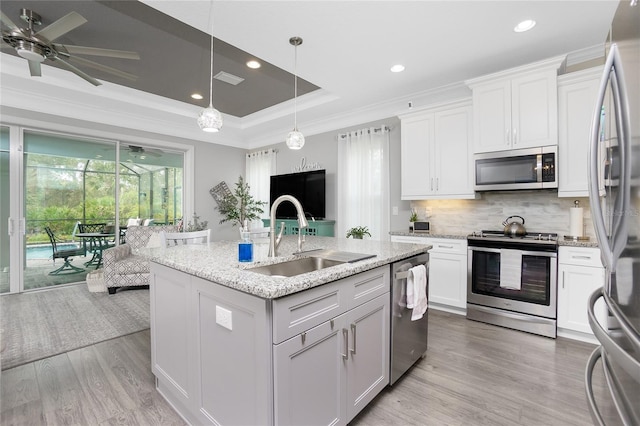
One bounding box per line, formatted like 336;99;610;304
147;236;426;426
466;55;565;153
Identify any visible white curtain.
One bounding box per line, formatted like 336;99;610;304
246;149;277;225
337;126;390;240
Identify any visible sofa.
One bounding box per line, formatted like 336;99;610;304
103;225;178;294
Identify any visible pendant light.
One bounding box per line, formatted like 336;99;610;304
286;36;304;150
197;12;223;132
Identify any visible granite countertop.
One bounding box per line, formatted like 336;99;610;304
144;236;431;299
390;230;600;247
557;239;599;248
389;231;467;239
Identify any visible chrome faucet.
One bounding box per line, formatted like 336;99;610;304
268;195;309;257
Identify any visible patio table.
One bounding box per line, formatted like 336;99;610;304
76;232;116;269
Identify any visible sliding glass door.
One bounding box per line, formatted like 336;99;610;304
0;127;10;293
1;125;186;294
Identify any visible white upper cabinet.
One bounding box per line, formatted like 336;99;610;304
466;56;565;154
557;67;603;197
399;100;475;200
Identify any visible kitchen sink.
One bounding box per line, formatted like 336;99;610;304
247;256;346;278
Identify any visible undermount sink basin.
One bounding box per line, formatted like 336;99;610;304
248;256;346;278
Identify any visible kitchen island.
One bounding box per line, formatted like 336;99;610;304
145;235;430;426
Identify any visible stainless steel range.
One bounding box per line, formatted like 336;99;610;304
467;230;558;338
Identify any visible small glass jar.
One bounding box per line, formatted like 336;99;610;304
238;230;253;262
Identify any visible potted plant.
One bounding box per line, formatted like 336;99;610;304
217;176;267;229
346;226;371;239
409;209;419;231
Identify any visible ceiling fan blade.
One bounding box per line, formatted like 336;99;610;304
56;44;140;60
35;11;86;42
28;60;41;76
52;57;101;86
66;55;137;81
0;11;21;32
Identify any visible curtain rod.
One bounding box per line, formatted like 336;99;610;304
338;125;389;140
246;148;278;158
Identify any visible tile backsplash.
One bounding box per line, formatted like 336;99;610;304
412;191;594;239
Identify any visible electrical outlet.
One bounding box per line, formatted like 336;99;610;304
216;306;233;331
392;206;399;216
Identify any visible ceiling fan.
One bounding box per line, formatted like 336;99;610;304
123;145;163;159
1;8;139;86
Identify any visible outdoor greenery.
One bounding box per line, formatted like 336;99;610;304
216;176;267;229
25;153;182;244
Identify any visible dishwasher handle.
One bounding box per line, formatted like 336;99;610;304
394;262;428;281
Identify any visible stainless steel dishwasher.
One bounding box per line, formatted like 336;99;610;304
390;252;429;385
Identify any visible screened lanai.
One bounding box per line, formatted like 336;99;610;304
0;128;184;293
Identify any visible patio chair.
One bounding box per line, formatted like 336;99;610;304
103;225;179;294
44;227;85;275
160;229;211;247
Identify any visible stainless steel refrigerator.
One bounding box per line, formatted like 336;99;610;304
585;1;640;424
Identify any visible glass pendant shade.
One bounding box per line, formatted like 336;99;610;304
198;9;222;133
197;104;223;132
286;36;304;150
286;129;305;150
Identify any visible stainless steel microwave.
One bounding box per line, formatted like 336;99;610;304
474;146;558;191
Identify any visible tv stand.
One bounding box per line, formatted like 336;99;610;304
262;219;335;237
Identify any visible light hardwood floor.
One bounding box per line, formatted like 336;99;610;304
1;310;620;425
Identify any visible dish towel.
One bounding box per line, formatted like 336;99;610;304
406;264;428;321
499;249;522;290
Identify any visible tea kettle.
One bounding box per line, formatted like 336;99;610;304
503;215;526;237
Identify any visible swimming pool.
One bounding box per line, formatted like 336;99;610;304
26;244;83;260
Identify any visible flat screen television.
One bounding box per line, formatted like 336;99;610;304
270;170;326;219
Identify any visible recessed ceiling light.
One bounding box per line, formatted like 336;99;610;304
246;60;261;69
391;64;405;73
191;93;204;100
514;19;536;33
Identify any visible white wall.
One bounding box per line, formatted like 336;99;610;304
258;116;410;238
193;141;246;241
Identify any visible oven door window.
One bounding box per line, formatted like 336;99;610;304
471;250;552;305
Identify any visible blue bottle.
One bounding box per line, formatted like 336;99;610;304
238;230;253;262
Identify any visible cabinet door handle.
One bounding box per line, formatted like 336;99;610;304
438;244;454;249
430;178;434;191
436;178;439;191
301;331;306;345
506;129;510;144
572;255;592;260
350;323;357;355
513;128;517;144
562;271;565;289
341;328;349;360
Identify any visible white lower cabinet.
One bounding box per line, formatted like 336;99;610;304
150;262;390;426
557;246;606;337
273;294;389;425
391;235;467;313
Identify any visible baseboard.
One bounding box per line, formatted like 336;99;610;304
428;302;466;316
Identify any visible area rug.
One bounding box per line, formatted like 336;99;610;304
0;283;149;370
